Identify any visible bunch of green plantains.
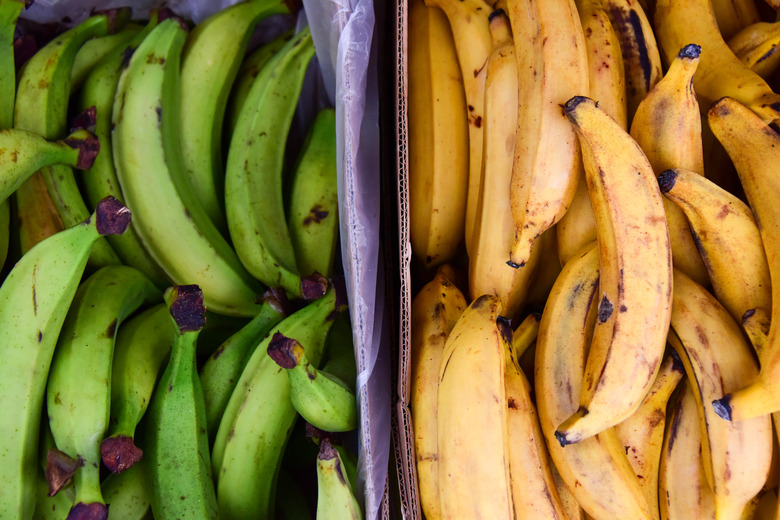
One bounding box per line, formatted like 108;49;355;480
0;1;361;519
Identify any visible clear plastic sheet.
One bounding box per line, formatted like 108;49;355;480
20;0;387;518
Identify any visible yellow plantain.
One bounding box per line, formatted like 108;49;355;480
727;20;780;79
710;0;762;41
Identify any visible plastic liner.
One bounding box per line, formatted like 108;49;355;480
20;0;388;518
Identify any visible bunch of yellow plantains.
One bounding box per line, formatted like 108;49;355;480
408;0;780;518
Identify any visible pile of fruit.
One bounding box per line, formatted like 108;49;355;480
408;0;780;518
0;1;364;519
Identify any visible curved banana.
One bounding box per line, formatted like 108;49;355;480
728;20;780;79
669;270;772;520
707;97;780;421
288;108;339;278
13;9;130;266
555;96;672;444
179;0;295;232
225;30;293;135
654;0;780;123
267;332;357;432
0;127;98;203
101;303;172;474
469;9;537;319
408;0;468;269
658;376;717;520
710;0;762;41
600;0;663;124
629;43;709;287
421;0;491;256
437;294;514;518
658;166;772;358
14;167;65;255
503;314;568;518
614;350;685;520
535;243;651;519
76;13;170;289
70;23;141;91
212;287;346;519
410;264;465;520
112;17;264;317
224;27;315;298
199;291;287;440
0;196;131;518
315;439;363;520
145;285;219;520
557;0;626;267
506;0;589;268
45;265;159;516
100;459;151;520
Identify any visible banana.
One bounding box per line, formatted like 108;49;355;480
14;166;65;255
112;17;265;317
45;265;160;516
13;9;130;266
437;294;514;518
407;0;468;269
0;196;132;519
658;166;772;358
70;23;141;91
101;304;172;474
0;0;24;130
601;0;664;124
707;97;780;421
710;0;762;41
100;458;151;520
409;264;465;520
728;20;780;79
654;0;780;123
535;243;651;519
0;127;99;203
629;43;709;287
76;12;170;289
658;376;717;520
420;0;490;256
614;350;685;520
556;0;626;267
146;285;220;520
224;27;315;298
550;464;585;520
267;332;358;432
225;30;294;135
505;0;589;268
668;270;772;520
212;286;346;519
503;313;568;518
287;108;339;278
315;439;363;520
468;9;537;319
179;0;295;232
199;290;287;440
555;96;672;444
319;312;357;390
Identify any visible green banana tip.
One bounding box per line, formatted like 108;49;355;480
95;196;132;236
261;286;292;315
167;285;206;333
67;502;109;520
318;438;338;461
100;434;143;474
91;6;132;34
267;332;302;369
45;448;82;497
69;106;97;133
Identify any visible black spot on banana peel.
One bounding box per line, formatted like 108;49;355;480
45;448;82;496
668;347;685;373
496;316;513;345
168;285;206;333
488;8;505;22
657;169;677;193
95;196;132;236
712;394;733;421
267;332;301;369
67;501;109;520
301;272;328;301
677;43;701;60
100;434;143;474
597;295;613;323
303;205;329;226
